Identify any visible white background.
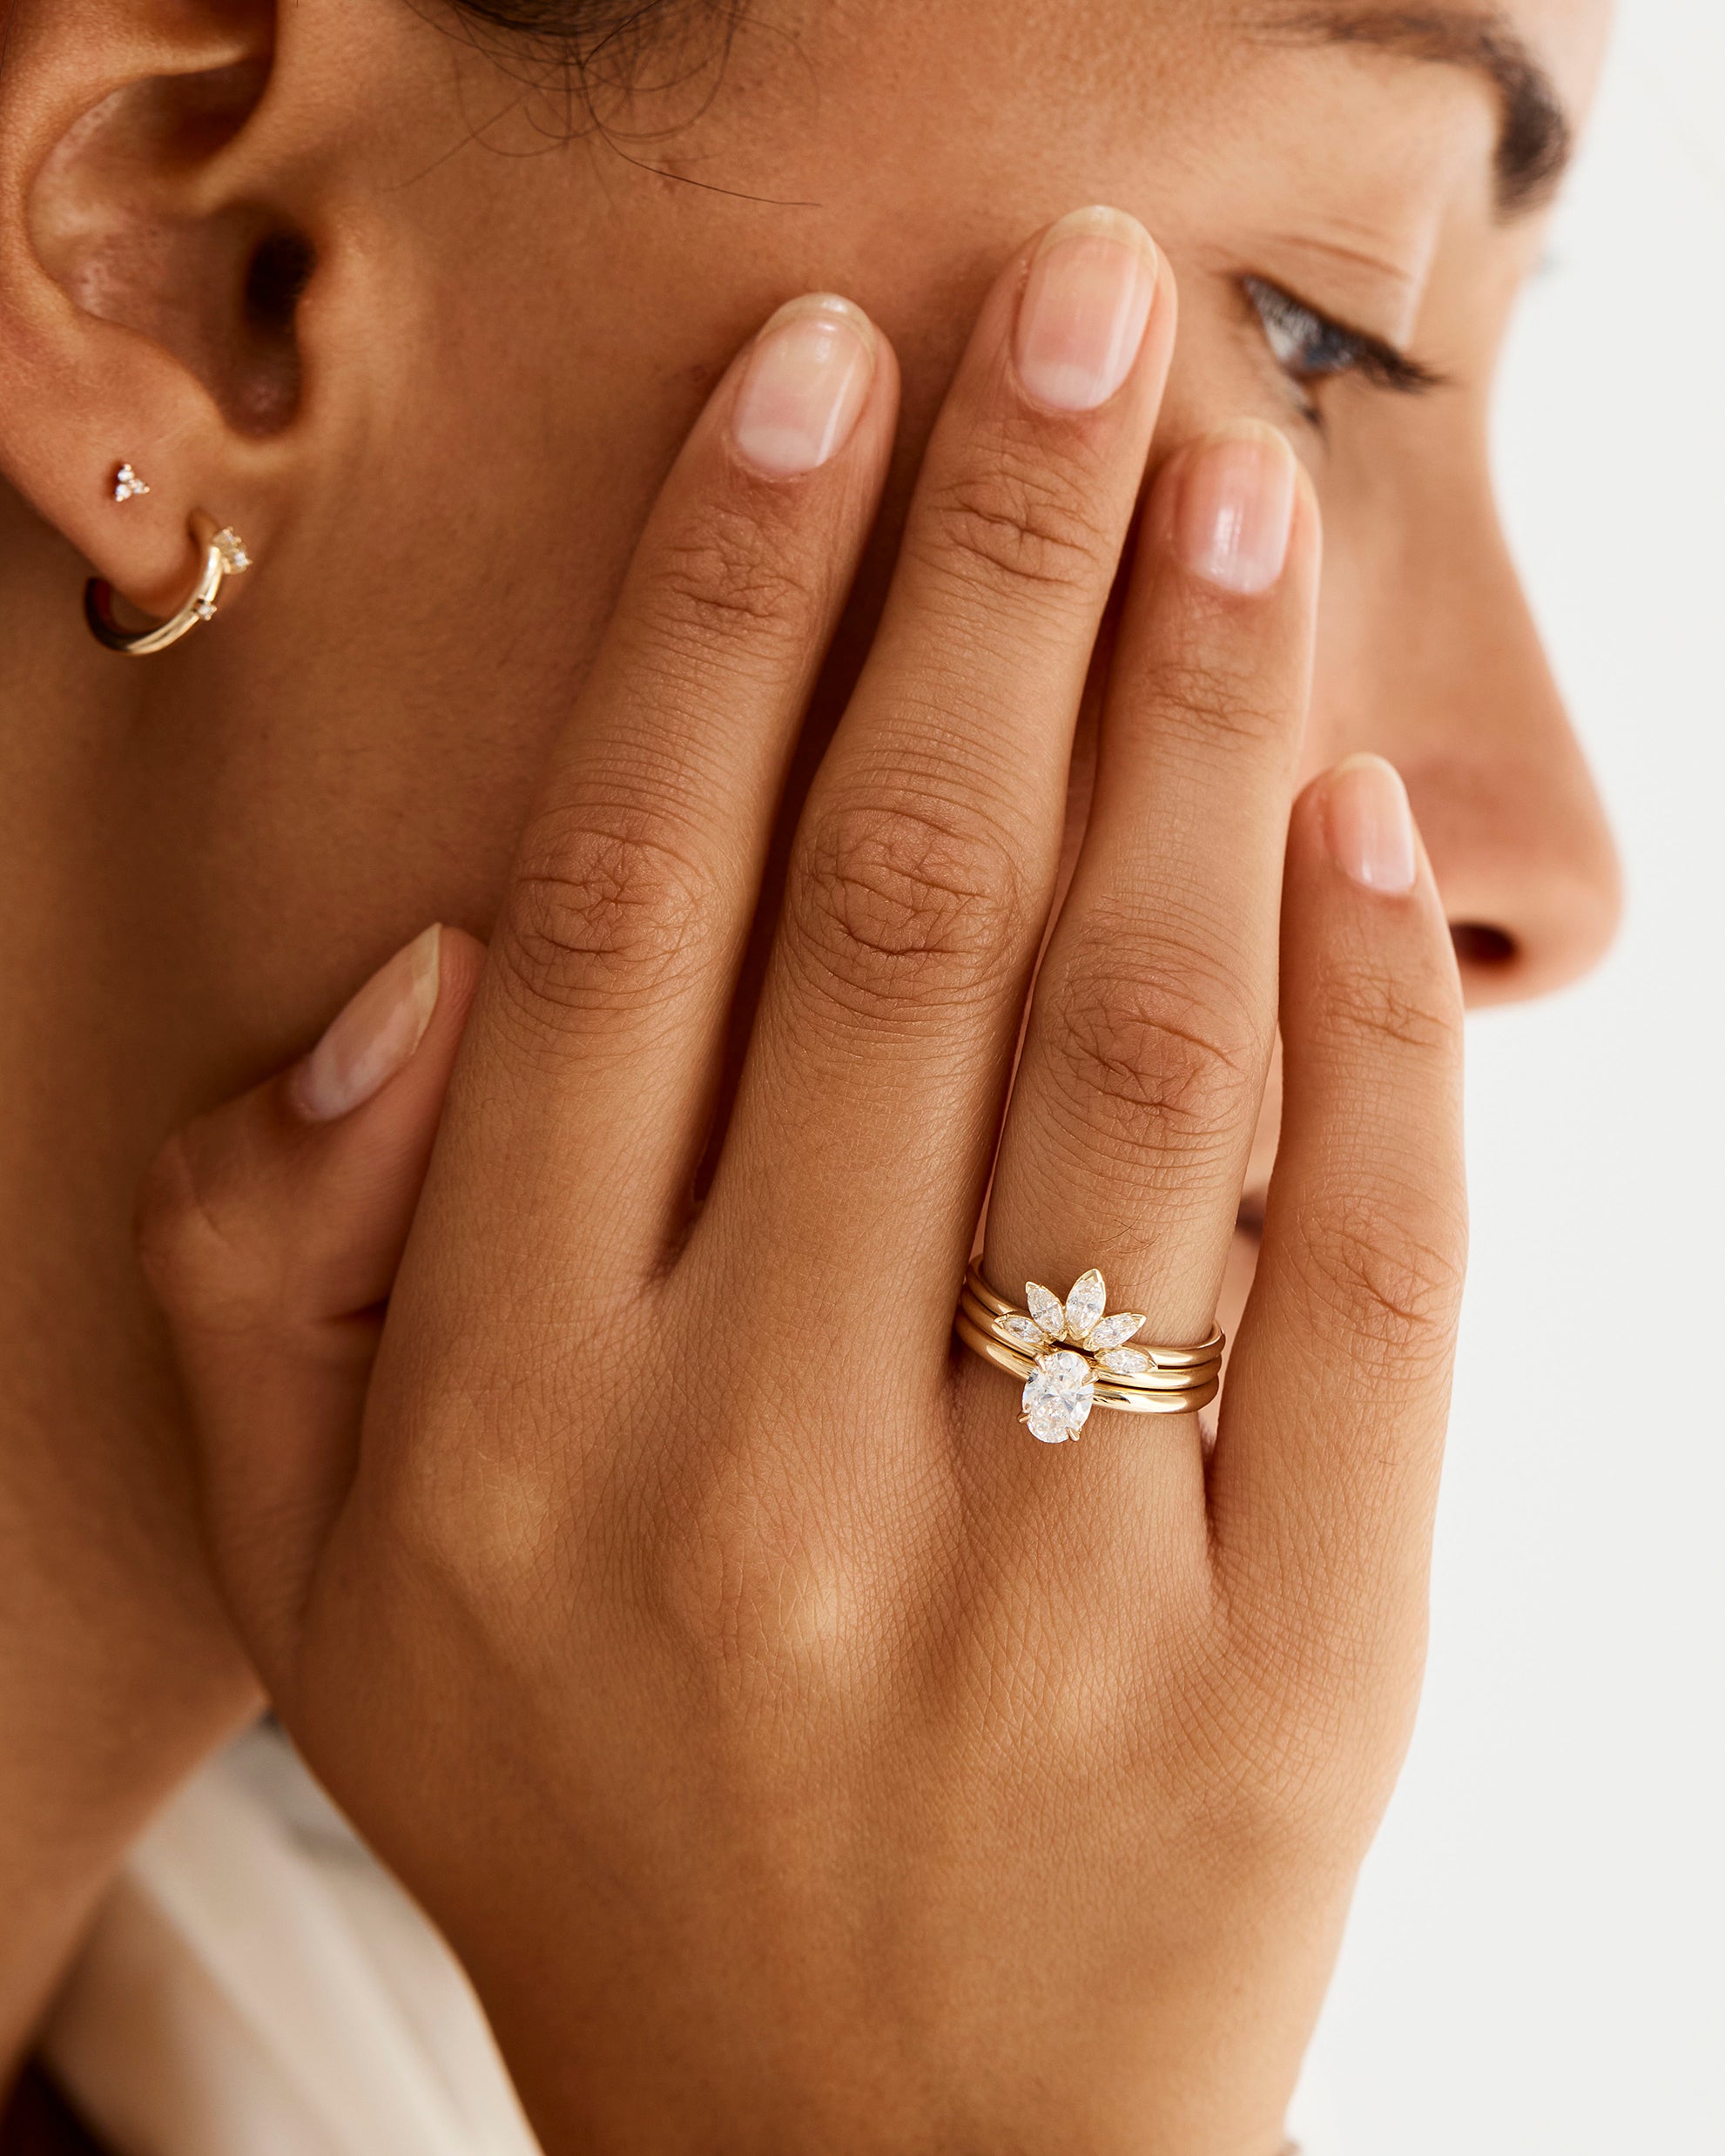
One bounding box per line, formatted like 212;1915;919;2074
1295;4;1724;2149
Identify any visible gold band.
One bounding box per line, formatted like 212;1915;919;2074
957;1293;1216;1390
955;1263;1223;1440
954;1308;1219;1414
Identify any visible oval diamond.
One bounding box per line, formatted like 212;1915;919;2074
1022;1349;1095;1443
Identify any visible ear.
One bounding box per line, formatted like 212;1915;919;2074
0;0;459;621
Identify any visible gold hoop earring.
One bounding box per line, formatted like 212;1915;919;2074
84;518;252;657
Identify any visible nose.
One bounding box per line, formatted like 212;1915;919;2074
1336;485;1622;1011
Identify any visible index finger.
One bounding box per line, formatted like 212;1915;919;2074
424;294;899;1296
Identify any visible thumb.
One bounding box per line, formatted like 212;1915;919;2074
138;924;484;1690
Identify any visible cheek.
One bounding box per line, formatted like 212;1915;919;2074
1304;546;1372;783
1150;299;1270;455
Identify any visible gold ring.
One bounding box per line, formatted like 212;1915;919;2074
955;1263;1223;1442
85;517;252;657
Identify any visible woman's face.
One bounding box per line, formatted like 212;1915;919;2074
24;0;1620;1269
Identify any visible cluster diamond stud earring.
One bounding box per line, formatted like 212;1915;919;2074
112;463;151;503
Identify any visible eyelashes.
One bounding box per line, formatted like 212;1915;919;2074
1242;275;1445;407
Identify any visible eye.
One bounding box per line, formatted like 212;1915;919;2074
1242;276;1442;408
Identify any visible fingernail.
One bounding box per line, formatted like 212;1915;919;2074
293;926;443;1122
1014;205;1159;413
1173;419;1298;595
1324;755;1418;894
731;294;877;478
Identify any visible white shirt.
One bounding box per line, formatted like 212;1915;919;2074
44;1726;541;2156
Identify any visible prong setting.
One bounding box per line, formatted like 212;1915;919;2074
957;1263;1224;1436
987;1272;1158;1441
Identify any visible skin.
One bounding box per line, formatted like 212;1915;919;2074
0;0;1620;2144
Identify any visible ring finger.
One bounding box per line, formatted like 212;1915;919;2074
976;420;1319;1468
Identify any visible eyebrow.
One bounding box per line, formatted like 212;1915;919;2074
1272;7;1573;214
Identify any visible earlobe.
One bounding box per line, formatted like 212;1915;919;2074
0;0;289;618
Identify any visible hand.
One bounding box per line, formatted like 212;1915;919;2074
142;208;1466;2155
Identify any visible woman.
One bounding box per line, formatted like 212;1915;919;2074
0;0;1621;2148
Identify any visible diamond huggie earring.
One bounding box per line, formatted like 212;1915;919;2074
84;516;252;657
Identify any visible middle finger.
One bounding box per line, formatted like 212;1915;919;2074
709;207;1175;1331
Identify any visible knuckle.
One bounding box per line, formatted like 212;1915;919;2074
1202;1596;1428;1854
387;1415;567;1614
647;502;823;665
1317;951;1460;1059
913;445;1117;607
657;1527;846;1686
135;1129;267;1331
498;801;719;1021
1040;922;1264;1167
1292;1185;1467;1364
1135;650;1290;755
786;791;1032;1020
639;1459;871;1695
134;1133;215;1309
1198;1674;1400;1859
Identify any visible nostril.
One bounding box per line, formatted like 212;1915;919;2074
1450;922;1518;969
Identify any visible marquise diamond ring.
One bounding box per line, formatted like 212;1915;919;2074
954;1263;1223;1442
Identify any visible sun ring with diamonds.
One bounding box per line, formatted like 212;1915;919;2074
954;1264;1223;1442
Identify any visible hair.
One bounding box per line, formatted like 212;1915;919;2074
441;0;716;75
447;1;674;40
438;0;738;133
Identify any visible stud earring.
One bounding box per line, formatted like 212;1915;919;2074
112;464;151;503
84;516;253;657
